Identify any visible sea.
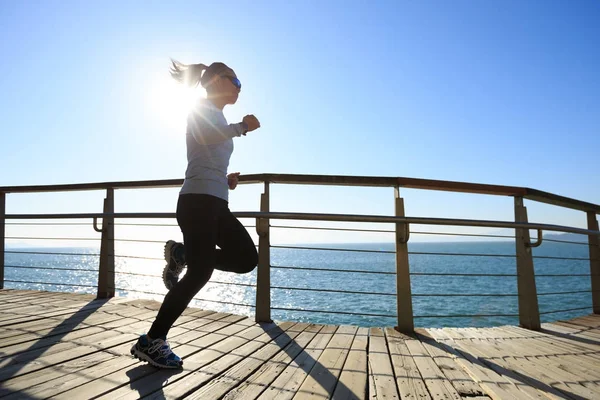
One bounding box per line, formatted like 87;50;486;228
3;240;592;328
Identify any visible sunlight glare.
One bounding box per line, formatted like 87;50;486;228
148;75;203;131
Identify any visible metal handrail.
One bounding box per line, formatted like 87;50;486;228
1;173;598;213
5;211;600;236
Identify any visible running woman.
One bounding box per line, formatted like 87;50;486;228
131;60;260;369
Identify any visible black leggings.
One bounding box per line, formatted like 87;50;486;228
148;193;258;339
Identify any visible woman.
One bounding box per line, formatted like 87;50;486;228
131;60;260;369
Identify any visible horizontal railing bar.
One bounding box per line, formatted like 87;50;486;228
5;265;97;272
271;285;519;297
525;187;600;214
533;255;589;261
410;251;515;258
273;245;517;258
537;290;594;296
114;287;256;308
539;307;591;315
0;178;184;193
413;231;515;239
115;271;163;278
113;272;256;289
5;250;100;257
115;255;163;261
115;222;179;227
271;306;396;318
414;313;519;318
6;236;99;241
272;245;393;254
1;174;597;212
271;225;394;234
412;293;518;297
536;274;593;277
7;211;599;236
271;286;396;296
411;272;516;277
209;280;256;288
271;224;519;239
5;279;97;288
0;174;525;195
115;239;166;244
6;222;90;226
271;265;395;275
543;238;588;245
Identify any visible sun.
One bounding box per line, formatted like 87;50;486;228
147;75;203;131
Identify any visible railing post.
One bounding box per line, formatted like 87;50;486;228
395;187;414;333
255;182;272;322
587;211;600;314
514;197;540;330
97;188;115;298
0;192;5;290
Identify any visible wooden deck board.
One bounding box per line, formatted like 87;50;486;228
368;327;399;399
1;290;599;399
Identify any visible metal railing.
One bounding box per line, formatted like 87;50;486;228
1;173;599;332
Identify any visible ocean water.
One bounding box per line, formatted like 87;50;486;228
3;240;592;328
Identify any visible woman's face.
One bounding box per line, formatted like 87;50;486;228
214;68;241;104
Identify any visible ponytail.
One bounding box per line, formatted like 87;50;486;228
169;59;207;88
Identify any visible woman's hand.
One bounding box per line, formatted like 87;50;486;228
242;115;261;133
227;172;241;190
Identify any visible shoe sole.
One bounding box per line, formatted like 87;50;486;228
163;241;179;290
130;344;183;369
164;240;177;264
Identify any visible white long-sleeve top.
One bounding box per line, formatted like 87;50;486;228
179;98;246;201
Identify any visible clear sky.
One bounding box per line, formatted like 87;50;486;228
1;0;599;245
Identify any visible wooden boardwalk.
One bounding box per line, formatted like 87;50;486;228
0;290;599;399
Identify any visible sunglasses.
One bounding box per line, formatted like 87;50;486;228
222;75;242;90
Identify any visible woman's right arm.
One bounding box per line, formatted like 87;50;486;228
187;108;246;145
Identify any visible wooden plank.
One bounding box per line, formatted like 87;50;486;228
0;346;123;399
0;310;127;346
6;311;234;399
541;323;600;351
0;299;112;328
0;302;181;381
429;328;544;399
221;325;324;400
185;323;314;400
0;325;107;360
331;326;369;400
368;327;399;399
445;328;597;399
138;321;300;400
0;301;143;335
22;313;247;399
385;328;430;399
496;326;600;383
292;325;357;400
59;316;265;400
416;329;485;397
501;326;600;363
404;338;460;399
257;325;337;400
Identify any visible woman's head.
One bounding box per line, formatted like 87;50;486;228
170;60;241;105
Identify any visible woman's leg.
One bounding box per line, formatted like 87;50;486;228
214;207;258;274
148;194;225;339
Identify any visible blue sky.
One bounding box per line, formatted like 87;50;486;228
1;0;599;245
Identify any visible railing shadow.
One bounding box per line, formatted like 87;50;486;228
124;322;360;399
541;326;600;347
415;332;591;400
256;323;357;398
0;297;109;385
